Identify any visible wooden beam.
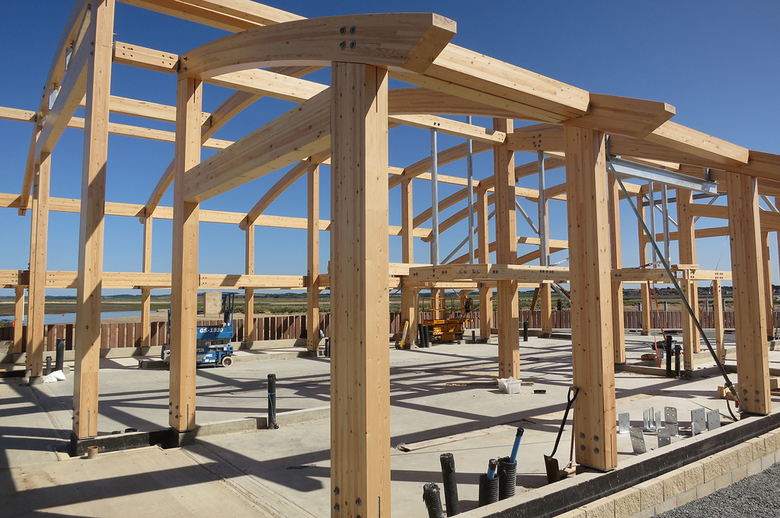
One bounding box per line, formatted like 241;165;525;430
182;89;331;203
395;44;589;123
141;217;153;349
118;0;304;32
608;174;626;363
389;88;518;118
169;76;202;432
727;172;770;415
390;114;505;144
307;164;320;351
565;125;617;471
477;183;492;339
408;264;569;283
564;93;675;138
330;62;390;518
27;153;51;377
74;0;115;439
13;287;25;355
494;119;519;378
401;178;417;347
179;13;456;79
677;189;700;366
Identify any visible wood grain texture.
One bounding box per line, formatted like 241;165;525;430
565;126;617;470
727;172;770;415
330;63;390;518
306;164;320;350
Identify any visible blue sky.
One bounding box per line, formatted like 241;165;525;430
1;0;779;297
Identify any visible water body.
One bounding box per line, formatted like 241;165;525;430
0;310;145;325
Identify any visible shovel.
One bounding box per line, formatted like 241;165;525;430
544;387;579;484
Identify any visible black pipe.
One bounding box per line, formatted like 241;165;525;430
478;474;499;506
423;483;444;518
324;338;330;358
471;330;476;345
267;374;279;429
439;453;460;516
46;356;52;376
666;335;673;378
418;324;426;348
674;344;682;377
423;326;431;348
523;321;529;342
498;456;517;500
55;338;65;372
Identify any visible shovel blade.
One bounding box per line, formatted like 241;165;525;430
544;455;561;484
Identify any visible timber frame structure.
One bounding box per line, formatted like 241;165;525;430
1;1;780;516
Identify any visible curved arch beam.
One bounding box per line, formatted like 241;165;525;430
180;13;456;79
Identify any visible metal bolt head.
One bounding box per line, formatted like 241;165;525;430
334;487;339;495
350;26;356;34
339;26;346;35
356;497;361;506
593;435;599;442
334;503;340;511
350;41;356;49
594;447;600;454
339;41;346;50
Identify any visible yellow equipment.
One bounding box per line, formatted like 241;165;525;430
421;293;473;343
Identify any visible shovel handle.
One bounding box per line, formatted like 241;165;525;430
550;387;579;458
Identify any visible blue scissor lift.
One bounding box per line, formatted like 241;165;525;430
162;292;236;367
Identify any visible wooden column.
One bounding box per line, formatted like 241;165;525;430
13;287;25;354
762;231;774;338
169;75;202;432
565;126;617;470
306;163;320;350
73;0;114;439
400;178;417;346
608;175;626;363
330;62;390;518
140;217;152;349
727;172;770;415
27;152;51;377
477;188;492;339
494;118;519;379
713;279;725;360
637;194;651;335
677;188;700;367
245;224;255;342
540;285;552;337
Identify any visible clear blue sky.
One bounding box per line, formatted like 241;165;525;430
1;0;779;298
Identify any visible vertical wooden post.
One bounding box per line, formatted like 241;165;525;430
13;286;25;354
170;75;202;432
73;0;114;439
330;62;390;518
400;178;417;346
494;118;519;379
245;224;255;342
637;194;651;335
727;172;770;415
540;284;552;336
608;175;626;363
565;126;617;470
306;163;320;350
713;279;725;360
677;188;700;368
27;152;51;377
762;231;774;338
141;217;153;349
477;189;492;339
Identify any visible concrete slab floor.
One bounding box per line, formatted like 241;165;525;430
2;333;780;517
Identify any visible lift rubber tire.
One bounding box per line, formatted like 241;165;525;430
221;356;233;367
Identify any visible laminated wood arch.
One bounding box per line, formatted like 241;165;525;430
178;13;457;79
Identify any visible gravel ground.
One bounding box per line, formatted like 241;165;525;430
658;463;780;517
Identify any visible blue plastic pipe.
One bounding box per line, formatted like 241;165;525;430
487;458;498;479
509;427;525;464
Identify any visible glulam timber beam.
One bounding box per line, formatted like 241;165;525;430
394;44;589;123
182;89;332;203
408;264;569;283
564;93;675;138
330;62;391;518
169;75;202;433
565;125;617;471
179;13;456;80
118;0;304;32
389;88;518;118
73;0;115;440
199;274;306;289
727;172;771;415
